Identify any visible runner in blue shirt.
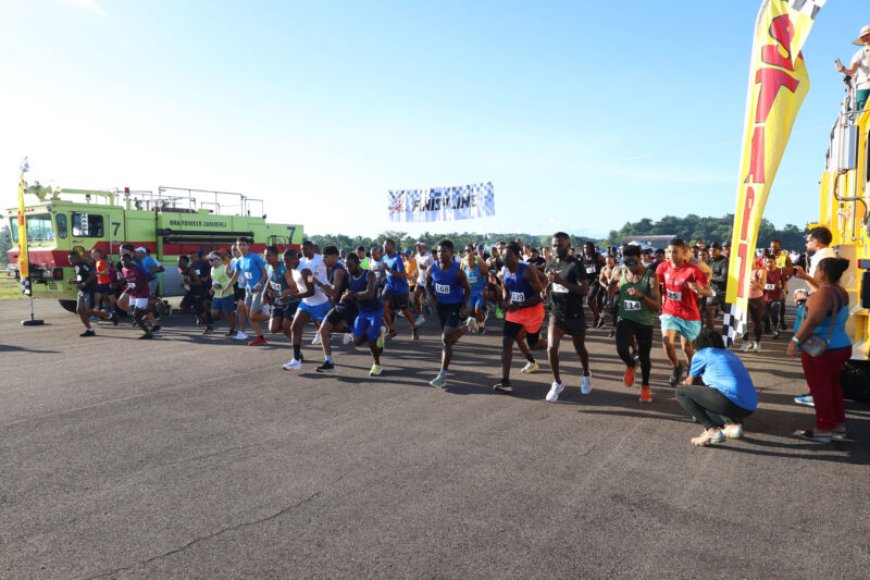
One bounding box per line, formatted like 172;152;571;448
381;238;420;341
426;240;471;388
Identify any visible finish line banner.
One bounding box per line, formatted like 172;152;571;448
724;0;824;344
388;182;495;223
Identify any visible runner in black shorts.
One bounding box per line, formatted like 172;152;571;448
316;247;355;372
544;233;591;402
581;241;606;328
67;251;117;336
426;240;471;388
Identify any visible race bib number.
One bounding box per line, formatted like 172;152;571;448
511;291;526;303
435;283;451;294
127;282;136;289
551;283;569;294
194;269;201;276
244;272;253;280
467;274;478;284
623;299;641;311
212;280;221;287
270;281;282;291
764;284;775;291
666;290;682;302
77;275;83;282
585;266;596;274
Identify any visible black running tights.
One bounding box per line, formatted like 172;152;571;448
615;319;653;384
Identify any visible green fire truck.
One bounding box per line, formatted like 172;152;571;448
6;185;303;312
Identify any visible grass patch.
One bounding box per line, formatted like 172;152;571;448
0;275;25;300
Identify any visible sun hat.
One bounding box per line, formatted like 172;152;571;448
853;25;870;45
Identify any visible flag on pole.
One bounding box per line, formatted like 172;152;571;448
724;0;826;346
17;158;31;295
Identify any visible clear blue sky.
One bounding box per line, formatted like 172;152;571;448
0;0;864;239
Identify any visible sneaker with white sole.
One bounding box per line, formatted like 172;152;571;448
282;359;302;371
751;342;761;353
429;372;448;388
416;314;426;325
342;333;353;345
793;393;814;407
722;424;744;439
545;381;564;402
691;429;726;446
466;317;479;334
233;331;248;341
312;333;323;345
521;361;540;373
580;374;591;395
370;364;383;376
740;341;753;352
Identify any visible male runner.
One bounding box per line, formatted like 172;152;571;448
120;253;154;339
177;255;211;333
207;251;238;335
412;241;433;323
227;237;269;345
283;243;331;371
264;245;299;344
68;251;117;336
656;238;712;385
769;239;792;331
426;240;471;388
543;232;591;402
495;242;547;394
381;239;419;340
463;243;490;334
706;242;728;331
315;247;356;372
611;244;660;403
91;248;116;313
581;242;606;328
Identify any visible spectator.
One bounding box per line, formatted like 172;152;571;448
676;329;758;447
787;258;851;443
836;24;870;111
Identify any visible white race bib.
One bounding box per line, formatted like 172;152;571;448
270;281;282;291
77;275;83;282
435;283;451;294
128;282;136;289
511;291;526;303
194;269;201;276
666;290;682;302
764;284;775;291
552;283;569;294
585;266;596;274
623;299;641;311
467;274;478;284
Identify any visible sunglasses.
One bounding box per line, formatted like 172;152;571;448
624;260;639;267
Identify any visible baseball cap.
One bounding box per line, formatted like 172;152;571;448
134;246;147;253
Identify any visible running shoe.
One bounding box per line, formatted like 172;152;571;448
226;328;236;337
316;361;335;373
412;327;420;341
312;333;323;345
203;326;214;335
110;311;119;326
545;381;564;403
430;372;448;388
151;325;161;334
385;329;398;342
521;361;540;373
493;380;513;394
668;365;684;386
79;329;96;337
370;364;383;376
479;327;487;336
794;429;832;443
233;331;248;341
342;333;353;345
691;430;725;446
623;364;636;387
282;359;302;371
793;393;814;407
580;374;591;395
740;341;753;352
466;317;480;334
248;336;267;346
416;314;426;325
722;424;744;439
139;332;154;340
639;384;652;403
772;331;780;340
752;342;761;353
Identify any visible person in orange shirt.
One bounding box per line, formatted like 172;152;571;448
91;248;117;313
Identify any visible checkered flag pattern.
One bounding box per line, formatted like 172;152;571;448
388;181;495;223
788;0;826;20
721;302;747;348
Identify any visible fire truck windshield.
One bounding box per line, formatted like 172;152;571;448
9;214;54;243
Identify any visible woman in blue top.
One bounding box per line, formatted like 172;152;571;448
787;257;852;443
676;329;758;447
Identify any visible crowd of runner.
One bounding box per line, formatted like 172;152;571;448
66;228;846;446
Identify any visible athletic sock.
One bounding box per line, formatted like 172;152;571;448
325;355;333;364
526;354;535;363
293;344;302;360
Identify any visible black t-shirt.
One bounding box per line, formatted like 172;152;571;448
546;256;585;319
75;262;96;292
580;254;602;282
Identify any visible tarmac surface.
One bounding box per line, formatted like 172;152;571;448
0;298;868;579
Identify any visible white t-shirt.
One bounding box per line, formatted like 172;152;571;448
808;247;836;278
298;254;329;306
415;252;433;285
850;47;870;89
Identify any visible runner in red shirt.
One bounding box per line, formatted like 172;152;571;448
656;239;712;385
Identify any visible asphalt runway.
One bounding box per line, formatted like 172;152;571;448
1;298;868;579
